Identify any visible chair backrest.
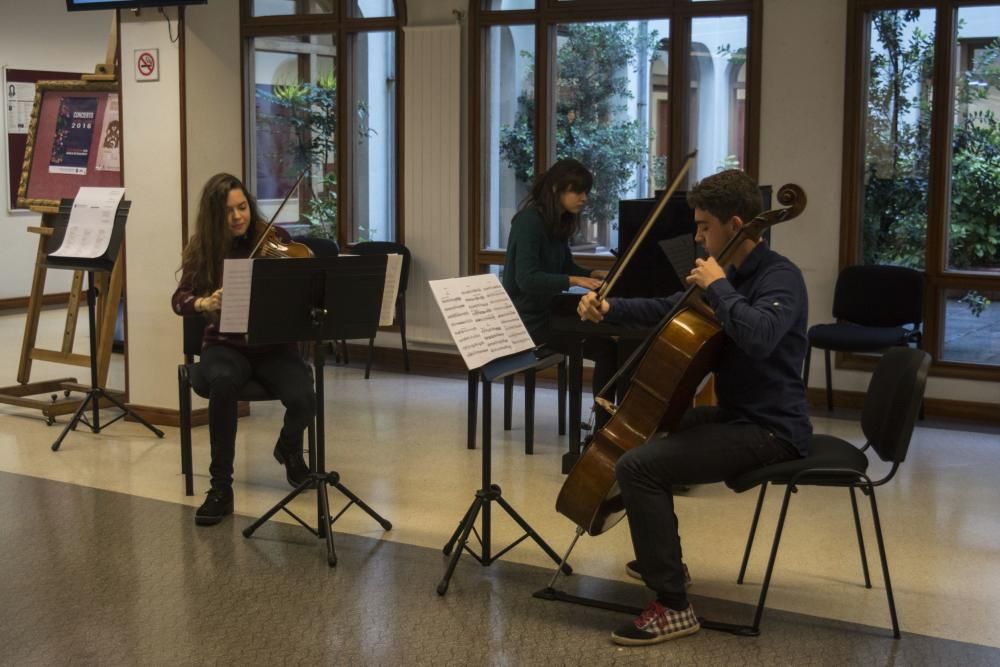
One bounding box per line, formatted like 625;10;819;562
351;241;411;293
861;347;931;464
293;235;340;258
832;264;924;327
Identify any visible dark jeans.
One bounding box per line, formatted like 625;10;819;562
615;406;800;607
199;344;315;489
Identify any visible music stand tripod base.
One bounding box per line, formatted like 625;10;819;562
236;255;393;566
437;351;573;596
49;271;164;451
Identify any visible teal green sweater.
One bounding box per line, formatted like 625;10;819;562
502;207;591;339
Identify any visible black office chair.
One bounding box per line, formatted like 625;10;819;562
177;315;312;496
293;235;340;259
805;264;924;410
727;347;931;638
341;241;411;378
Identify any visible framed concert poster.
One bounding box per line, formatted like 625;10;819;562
17;79;122;210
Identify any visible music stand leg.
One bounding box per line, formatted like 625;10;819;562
437;375;571;596
243;338;390;566
52;271;164;451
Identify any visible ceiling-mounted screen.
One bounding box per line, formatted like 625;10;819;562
67;0;207;10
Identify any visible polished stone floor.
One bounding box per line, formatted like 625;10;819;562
1;310;1000;664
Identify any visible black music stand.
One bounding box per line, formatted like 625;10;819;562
46;199;164;451
240;255;392;566
437;349;572;595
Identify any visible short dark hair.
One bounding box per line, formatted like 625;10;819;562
686;169;762;224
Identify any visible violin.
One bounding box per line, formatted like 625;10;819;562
556;183;808;536
251;220;313;258
249;169;314;259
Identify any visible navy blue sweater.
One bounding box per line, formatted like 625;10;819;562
604;242;812;454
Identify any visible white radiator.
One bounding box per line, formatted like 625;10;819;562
402;25;462;346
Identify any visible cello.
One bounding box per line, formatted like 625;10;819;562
555;183;807;536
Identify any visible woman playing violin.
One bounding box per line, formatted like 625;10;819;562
171;173;315;526
578;170;811;646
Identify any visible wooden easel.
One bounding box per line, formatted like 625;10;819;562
0;16;124;424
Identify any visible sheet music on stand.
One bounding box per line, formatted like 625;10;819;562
379;253;403;326
429;273;534;370
49;187;125;260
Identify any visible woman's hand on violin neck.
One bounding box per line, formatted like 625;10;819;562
196;288;223;313
685;257;726;290
577;291;609;323
570;275;603;291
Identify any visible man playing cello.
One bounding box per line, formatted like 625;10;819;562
577;169;812;646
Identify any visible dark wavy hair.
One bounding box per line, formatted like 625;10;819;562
519;158;593;240
179;173;263;295
686;169;762;226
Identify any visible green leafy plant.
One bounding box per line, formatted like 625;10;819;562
959;290;992;317
863;13;999;316
256;73;374;240
499;23;653;245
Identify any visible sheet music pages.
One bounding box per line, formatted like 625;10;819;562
219;259;253;333
49;187;125;259
379;253;403;326
429;273;534;370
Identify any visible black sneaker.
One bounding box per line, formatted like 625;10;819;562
625;561;692;588
273;442;310;488
195;487;233;526
611;601;700;646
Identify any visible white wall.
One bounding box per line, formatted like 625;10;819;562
759;0;999;406
119;8;185;410
0;0;111;299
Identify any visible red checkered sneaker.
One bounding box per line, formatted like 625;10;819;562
611;601;700;646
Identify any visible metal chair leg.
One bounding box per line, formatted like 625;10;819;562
738;482;768;584
503;376;514;431
751;483;796;633
557;359;566;436
849;486;872;588
525;369;536;455
178;366;194;497
867;487;901;638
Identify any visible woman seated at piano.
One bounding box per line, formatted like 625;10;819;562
501;158;618;405
171;173;315;527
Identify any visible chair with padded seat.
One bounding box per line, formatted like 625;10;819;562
340;241;411;378
177;314;312;496
805;264;924;410
726;346;931;638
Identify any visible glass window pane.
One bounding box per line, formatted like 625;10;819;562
549;19;670;254
251;35;338;237
349;0;394;18
484;24;535;251
860;9;936;269
349;31;397;242
941;288;1000;365
485;0;534;9
947;6;1000;273
688;16;748;183
252;0;334;17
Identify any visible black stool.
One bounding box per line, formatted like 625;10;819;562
467;351;565;455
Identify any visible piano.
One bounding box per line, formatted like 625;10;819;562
551;187;772;473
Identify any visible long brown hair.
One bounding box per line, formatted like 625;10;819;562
519;158;593;241
180;173;263;295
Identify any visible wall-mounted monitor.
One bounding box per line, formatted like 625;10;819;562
67;0;207;10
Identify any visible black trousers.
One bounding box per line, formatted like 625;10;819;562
615;406;800;606
199;344;315;489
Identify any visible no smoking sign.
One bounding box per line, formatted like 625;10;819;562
134;48;159;82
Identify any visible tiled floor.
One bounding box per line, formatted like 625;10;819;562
1;310;999;663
